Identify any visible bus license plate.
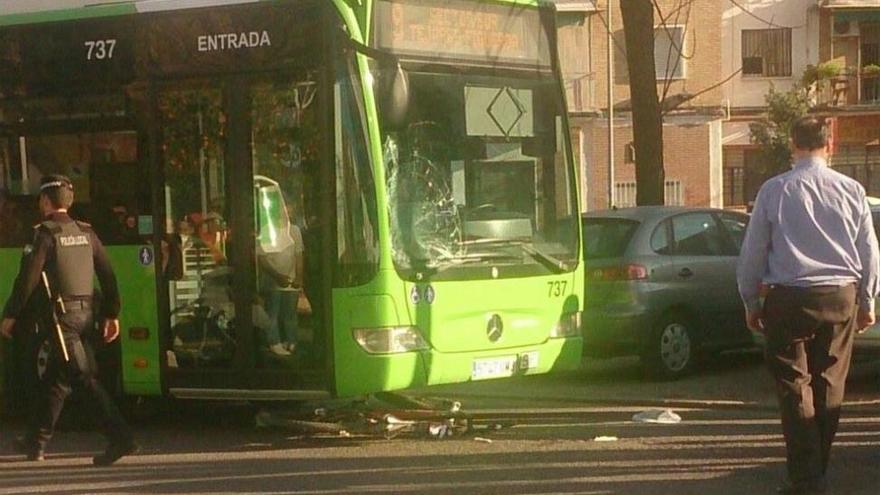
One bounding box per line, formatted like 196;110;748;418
472;356;517;380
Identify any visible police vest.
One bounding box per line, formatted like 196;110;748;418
43;220;95;299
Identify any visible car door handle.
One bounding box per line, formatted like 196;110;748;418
678;268;694;278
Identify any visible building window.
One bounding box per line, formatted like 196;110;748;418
742;28;792;77
614;181;637;208
724;167;745;207
614;180;684;207
655;26;686;80
664;180;683;206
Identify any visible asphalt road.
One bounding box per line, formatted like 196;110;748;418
0;353;878;494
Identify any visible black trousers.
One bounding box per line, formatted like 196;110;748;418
763;284;857;484
25;307;132;449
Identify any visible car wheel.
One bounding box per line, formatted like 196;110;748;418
642;312;695;380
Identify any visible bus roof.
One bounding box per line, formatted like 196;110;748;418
2;0;263;15
0;0;271;26
0;0;549;29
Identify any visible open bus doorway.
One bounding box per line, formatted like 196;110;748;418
156;70;331;395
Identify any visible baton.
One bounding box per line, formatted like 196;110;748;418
41;272;70;362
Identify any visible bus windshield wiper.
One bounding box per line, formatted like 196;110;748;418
431;251;521;266
460;237;526;247
520;244;570;273
460;238;570;273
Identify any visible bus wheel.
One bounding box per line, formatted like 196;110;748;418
641;312;695;380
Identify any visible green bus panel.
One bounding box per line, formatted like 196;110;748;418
0;4;137;27
0;246;160;397
104;246;161;396
334;269;582;398
0;249;21;400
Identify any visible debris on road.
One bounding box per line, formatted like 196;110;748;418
593;436;619;442
255;393;488;440
632;409;682;424
474;437;493;443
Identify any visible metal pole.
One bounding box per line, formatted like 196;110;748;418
607;0;615;208
19;136;28;193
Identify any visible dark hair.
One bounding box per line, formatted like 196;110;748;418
791;117;828;151
39;175;74;209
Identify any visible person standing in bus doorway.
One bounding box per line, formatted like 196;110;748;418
256;201;304;357
0;175;137;466
737;117;880;494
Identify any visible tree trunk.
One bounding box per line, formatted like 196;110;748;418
620;0;665;205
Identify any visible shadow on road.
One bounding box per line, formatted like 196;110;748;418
1;411;878;494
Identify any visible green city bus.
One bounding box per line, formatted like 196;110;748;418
0;0;583;407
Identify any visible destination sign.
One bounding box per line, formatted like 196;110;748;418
1;18;135;96
145;2;317;76
374;0;552;67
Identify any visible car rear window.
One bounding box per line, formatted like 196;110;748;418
582;218;639;259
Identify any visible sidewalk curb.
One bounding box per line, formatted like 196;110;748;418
434;392;880;414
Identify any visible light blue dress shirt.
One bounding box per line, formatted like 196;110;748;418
737;155;880;313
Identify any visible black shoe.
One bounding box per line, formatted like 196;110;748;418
776;478;828;494
92;440;138;467
12;437;45;461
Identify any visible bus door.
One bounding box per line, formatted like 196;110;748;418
155;70;333;397
157;82;243;391
143;0;338;399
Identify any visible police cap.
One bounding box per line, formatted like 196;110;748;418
39;175;74;192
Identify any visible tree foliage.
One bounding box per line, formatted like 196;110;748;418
749;86;810;180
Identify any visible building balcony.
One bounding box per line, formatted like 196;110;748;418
814;70;880;108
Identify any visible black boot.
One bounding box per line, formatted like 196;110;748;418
92;439;138;467
13;436;45;462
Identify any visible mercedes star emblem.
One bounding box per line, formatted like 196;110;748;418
487;314;503;342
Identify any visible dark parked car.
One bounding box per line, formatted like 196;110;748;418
582;207;754;378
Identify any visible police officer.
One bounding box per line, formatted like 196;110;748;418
0;175;136;465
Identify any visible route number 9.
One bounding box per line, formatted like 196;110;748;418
84;39;117;60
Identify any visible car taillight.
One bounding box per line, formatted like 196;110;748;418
588;264;648;281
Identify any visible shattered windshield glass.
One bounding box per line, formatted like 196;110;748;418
378;69;579;278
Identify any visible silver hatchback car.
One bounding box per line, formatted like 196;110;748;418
582;207;754;379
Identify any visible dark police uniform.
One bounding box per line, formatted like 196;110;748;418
3;210;134;463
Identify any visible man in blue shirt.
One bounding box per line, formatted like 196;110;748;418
738;117;880;494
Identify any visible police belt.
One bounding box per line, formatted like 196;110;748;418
60;298;92;311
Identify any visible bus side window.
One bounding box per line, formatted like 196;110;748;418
0;192;43;248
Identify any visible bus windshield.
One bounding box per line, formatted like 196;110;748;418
378;68;579;278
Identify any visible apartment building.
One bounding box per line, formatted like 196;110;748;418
721;0;821;210
721;0;880;209
555;0;726;211
816;1;880;196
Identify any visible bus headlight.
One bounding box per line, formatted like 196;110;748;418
550;312;582;338
353;326;429;354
